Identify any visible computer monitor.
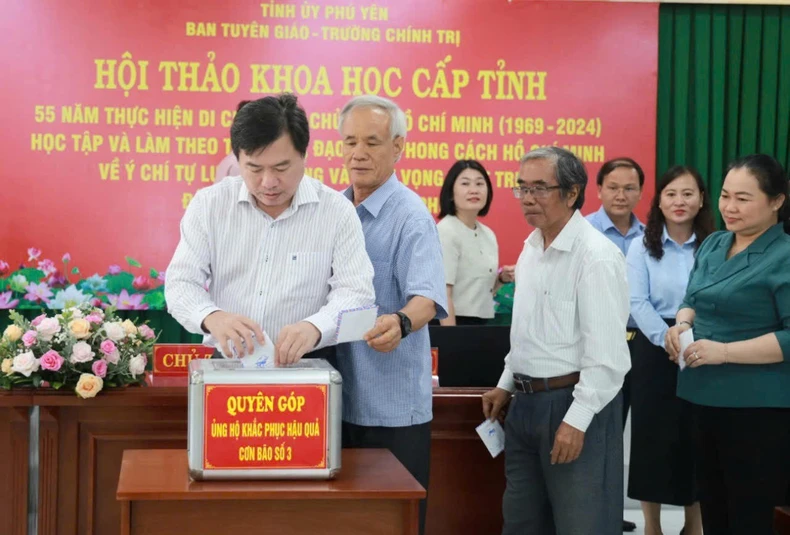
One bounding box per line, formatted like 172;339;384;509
428;325;511;387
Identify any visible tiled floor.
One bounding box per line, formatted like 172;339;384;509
624;509;686;534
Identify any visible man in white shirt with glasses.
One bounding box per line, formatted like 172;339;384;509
483;146;630;535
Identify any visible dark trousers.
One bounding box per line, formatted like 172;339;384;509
693;404;790;535
502;389;624;535
621;334;637;428
342;421;431;535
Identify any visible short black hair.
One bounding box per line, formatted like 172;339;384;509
597;157;645;187
438;160;494;218
236;100;252;112
230;93;309;159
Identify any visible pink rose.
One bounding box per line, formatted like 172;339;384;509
103;349;120;365
90;298;103;308
30;313;47;327
70;341;95;363
22;330;38;347
137;324;155;340
100;339;117;355
40;350;64;372
91;360;107;378
85;314;103;324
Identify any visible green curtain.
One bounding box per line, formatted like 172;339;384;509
657;4;790;227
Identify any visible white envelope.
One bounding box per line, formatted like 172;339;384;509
336;306;379;344
678;328;694;371
476;419;505;458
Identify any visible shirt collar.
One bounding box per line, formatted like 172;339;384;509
343;173;399;218
595;206;644;236
526;210;585;252
238;176;319;211
661;225;696;246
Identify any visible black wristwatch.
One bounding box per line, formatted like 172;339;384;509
394;311;412;338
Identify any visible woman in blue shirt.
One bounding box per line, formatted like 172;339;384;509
665;155;790;535
626;166;714;535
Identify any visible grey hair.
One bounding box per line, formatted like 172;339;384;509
519;146;587;210
338;95;408;141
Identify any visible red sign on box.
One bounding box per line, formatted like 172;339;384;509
431;347;439;376
203;384;327;471
153;345;213;376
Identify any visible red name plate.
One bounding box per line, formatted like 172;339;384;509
203;384;328;471
153;345;214;376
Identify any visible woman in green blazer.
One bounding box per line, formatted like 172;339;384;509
665;154;790;535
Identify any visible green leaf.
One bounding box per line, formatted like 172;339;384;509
32;376;42;388
104;272;134;294
125;257;142;268
142;289;166;309
149;268;159;278
12;268;46;285
71;267;80;275
52;382;63;390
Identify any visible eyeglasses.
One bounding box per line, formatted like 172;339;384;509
512;185;563;199
605;185;641;195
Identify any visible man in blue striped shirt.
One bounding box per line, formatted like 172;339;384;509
335;95;447;535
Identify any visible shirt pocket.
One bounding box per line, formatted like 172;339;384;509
283;251;332;300
371;260;397;311
533;295;578;347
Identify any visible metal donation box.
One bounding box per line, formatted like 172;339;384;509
187;358;342;480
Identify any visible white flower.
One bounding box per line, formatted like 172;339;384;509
12;352;40;377
103;322;126;342
46;285;91;310
36;317;62;341
128;354;147;376
65;306;84;318
70;341;95;363
103;349;120;365
121;319;138;336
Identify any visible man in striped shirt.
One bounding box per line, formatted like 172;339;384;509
165;94;375;364
335;96;448;535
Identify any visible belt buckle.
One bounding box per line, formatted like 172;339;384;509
516;375;534;394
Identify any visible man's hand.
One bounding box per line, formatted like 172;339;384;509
550;422;585;465
202;311;266;358
275;322;321;366
363;314;402;353
482;387;511;422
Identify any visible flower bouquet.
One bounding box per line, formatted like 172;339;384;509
0;305;157;398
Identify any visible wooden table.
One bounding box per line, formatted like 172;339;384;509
117;448;424;535
0;391;33;535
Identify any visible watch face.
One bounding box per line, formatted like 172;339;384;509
398;312;412;336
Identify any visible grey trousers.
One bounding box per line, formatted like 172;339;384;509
502;388;623;535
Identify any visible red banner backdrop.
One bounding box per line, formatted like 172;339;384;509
203;384;328;471
0;0;657;309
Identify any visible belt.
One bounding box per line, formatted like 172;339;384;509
626;329;637;341
513;372;580;394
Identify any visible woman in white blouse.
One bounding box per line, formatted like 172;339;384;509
437;160;513;325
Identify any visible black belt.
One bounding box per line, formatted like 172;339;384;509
513;372;580;394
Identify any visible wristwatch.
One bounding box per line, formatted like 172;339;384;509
394;311;412;339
